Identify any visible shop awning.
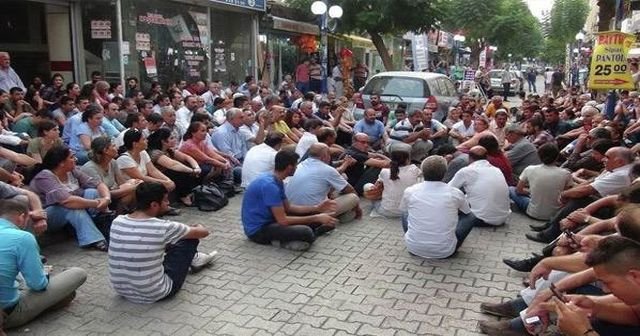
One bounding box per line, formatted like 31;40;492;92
272;16;319;35
331;33;375;49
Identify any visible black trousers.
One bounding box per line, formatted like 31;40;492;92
249;223;321;245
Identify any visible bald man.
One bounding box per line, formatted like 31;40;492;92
449;145;511;227
286;143;361;222
0;52;25;92
345;133;392;195
527;147;637;244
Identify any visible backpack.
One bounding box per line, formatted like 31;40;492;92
214;178;237;198
192;184;228;211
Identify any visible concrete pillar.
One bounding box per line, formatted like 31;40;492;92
45;5;73;81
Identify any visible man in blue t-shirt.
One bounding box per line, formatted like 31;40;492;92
241;150;338;251
353;108;388;150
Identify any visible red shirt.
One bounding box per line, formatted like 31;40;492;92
295;64;309;83
487;153;515;186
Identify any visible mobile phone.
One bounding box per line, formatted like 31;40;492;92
549;283;568;303
563;229;579;246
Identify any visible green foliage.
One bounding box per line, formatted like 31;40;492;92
540;38;567;65
549;0;589;44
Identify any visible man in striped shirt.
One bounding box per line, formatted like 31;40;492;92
108;182;216;304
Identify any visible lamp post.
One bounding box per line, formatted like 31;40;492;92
489;46;497;69
575;31;585;87
453;34;466;66
311;1;342;94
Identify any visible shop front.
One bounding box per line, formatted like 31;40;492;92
0;0;76;89
78;0;263;90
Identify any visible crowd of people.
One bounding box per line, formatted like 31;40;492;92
1;47;640;335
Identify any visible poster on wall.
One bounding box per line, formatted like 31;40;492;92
91;20;112;39
136;6;208;85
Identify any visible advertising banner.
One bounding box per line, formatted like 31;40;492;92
588;31;635;90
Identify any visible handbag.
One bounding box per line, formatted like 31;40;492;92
192;184;228;212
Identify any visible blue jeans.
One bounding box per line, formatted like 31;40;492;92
163;239;198;298
45;188;105;247
402;212;475;251
296;81;309;94
509;186;530;212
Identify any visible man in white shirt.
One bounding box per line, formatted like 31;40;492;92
400;155;471;259
176;95;198;131
239;109;265;148
449;146;511;227
241;133;282;188
295;119;323;158
448;110;475;146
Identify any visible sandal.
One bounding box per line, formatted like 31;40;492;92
88;240;108;252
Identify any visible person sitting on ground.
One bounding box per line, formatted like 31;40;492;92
69;103;106;165
269;104;299;144
26;119;62;164
387;109;433;163
179;121;230;183
316;127;345;158
436;144;470;183
82;136;142;213
146;128;201;206
241;150;338;251
353;108;387;150
421;108;449;150
561;128;613;172
457;116;495;151
29;145;111;251
114;112;148;148
286;143;361;223
116;129;178;215
211;108;247;185
505;123;542;179
241;133;283;188
526;147;636;244
0;198;87;330
344;132;391;195
400;156;472;259
489;109;510;148
108;182;216;304
295;118;323;158
449;145;511;227
449;110;475;146
283;109;304;139
370;145;422;218
509;143;572;221
478;134;516;186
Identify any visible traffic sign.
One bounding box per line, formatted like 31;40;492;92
588;31;635;90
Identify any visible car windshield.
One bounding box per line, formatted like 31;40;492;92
362;76;428;98
489;70;503;78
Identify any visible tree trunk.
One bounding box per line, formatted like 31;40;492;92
469;40;483;68
368;31;394;71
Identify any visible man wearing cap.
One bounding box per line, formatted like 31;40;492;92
504;124;541;178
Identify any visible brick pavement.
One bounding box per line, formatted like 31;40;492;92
8;196;549;336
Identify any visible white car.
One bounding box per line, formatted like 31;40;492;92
489;69;523;96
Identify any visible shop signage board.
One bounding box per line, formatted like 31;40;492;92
412;33;429;72
210;0;266;11
588;31;635;90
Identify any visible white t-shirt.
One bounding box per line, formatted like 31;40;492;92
400;181;470;259
519;164;571;220
116;151;151;180
545;71;554;84
175;106;193;131
377;165;422;217
451;121;476;138
448;160;510;225
295;132;318;158
590;164;634;197
241;143;277;188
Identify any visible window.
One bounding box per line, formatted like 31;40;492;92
362;76;428;98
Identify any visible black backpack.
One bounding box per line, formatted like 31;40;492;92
192;184;228;211
214;178;237;198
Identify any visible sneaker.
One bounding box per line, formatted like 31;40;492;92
478;320;528;336
281;241;311;251
190;251;218;273
480;301;519;318
502;254;543;272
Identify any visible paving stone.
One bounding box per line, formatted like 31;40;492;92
18;191;547;335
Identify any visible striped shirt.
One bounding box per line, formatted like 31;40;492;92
108;215;189;304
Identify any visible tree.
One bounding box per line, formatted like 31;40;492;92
548;0;589;44
440;0;543;66
286;0;445;71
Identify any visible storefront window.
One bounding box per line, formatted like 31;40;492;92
81;0;119;84
210;10;253;84
123;0;209;89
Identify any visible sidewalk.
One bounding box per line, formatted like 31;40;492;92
9;197;547;336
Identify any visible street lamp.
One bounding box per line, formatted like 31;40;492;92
507;53;512;67
311;1;342;94
453;34;465;66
